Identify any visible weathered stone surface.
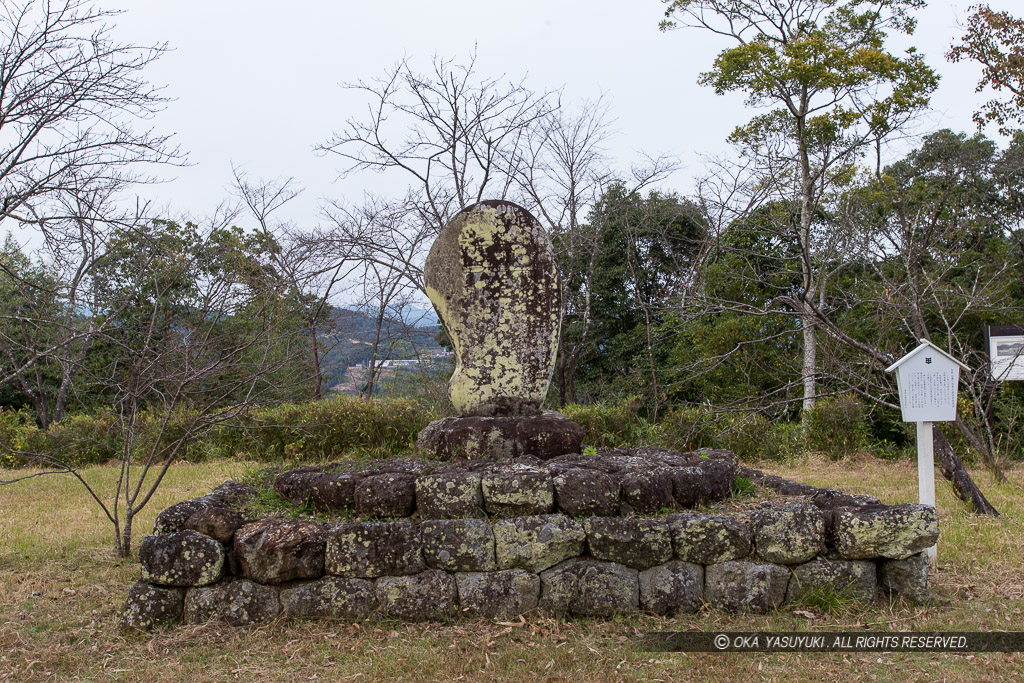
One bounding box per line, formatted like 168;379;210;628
493;515;586;573
325;521;424;578
421;519;496;572
668;513;752;564
234;519;325;584
184;507;245;545
415;472;484;518
354;473;416;518
183;579;280;626
417;412;583;460
751;504;825;564
139;531;225;587
584;518;672;570
424;200;560;417
455;570;540;619
638;561;703;615
671;459;735;508
375;570;458;621
539;560;639;617
481;467;554;517
153;499;212;535
208;480;257;505
274;471;362;511
279;576;377;619
786;558;877;603
830;504;939;560
553;468;619;517
879;552;930;604
619;465;675;514
704;561;790;613
120;581;185;630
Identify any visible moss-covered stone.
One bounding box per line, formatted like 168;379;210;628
375;570;458;621
829;504;939;560
668;513;752;564
455;569;540;619
619;465;674;514
325;521;423;578
751;503;824;564
423;200;560;417
704;561;789;613
183;579;280;626
493;514;585;572
584;517;672;570
638;561;703;615
120;581;185;630
553;468;620;517
139;530;225;587
354;472;416;518
878;552;930;604
786;558;877;603
415;471;484;518
279;576;376;619
481;467;554;517
539;559;639;617
421;519;496;572
234;519;325;584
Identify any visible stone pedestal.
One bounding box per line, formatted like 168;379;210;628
416;411;583;460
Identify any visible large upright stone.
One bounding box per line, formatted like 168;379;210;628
424;200;560;417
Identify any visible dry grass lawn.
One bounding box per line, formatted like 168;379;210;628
1;455;1022;682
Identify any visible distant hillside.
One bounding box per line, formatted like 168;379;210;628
321;306;445;385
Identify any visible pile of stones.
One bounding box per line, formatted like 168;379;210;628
121;449;939;629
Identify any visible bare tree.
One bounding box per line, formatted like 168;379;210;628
0;0;180;226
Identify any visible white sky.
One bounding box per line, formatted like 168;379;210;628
98;0;1016;231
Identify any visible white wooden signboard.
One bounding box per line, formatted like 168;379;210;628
885;339;969;563
986;325;1024;382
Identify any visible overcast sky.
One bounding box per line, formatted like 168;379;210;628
101;0;1016;231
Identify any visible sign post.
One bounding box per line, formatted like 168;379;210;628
885;339;969;563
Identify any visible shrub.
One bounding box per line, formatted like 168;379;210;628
805;395;869;459
561;397;656;448
208;396;432;462
0;407;36;468
19;412;122;467
653;407;716;451
761;420;805;462
711;412;771;461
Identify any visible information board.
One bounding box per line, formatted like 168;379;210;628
892;350;960;422
986;325;1024;382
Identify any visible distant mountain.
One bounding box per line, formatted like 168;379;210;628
321;306;444;385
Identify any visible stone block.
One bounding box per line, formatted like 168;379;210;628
326;521;424;578
705;561;790;613
878;552;930;604
829;504;939;560
415;472;484;518
183;579;281;626
354;472;417;518
234;519;325;584
553;468;620;517
638;561;703;615
668;513;752;564
421;519;496;572
120;581;185;630
786;558;877;603
493;514;585;572
751;503;825;564
619;466;674;514
539;559;639;617
584;517;672;570
455;570;540;619
280;576;377;619
183;507;245;545
481;467;554;517
139;530;225;587
375;570;458;621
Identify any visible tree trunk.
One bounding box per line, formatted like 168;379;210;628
801;312;817;415
933;426;999;516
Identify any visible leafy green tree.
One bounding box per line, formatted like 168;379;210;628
661;0;938;416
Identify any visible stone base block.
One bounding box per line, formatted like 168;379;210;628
416;411;584;460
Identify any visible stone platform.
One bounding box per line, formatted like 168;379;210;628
122;449;939;629
415;411;584;460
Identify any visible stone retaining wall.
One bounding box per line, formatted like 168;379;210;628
122;456;939;628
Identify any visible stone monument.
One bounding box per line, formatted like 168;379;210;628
416;200;584;459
